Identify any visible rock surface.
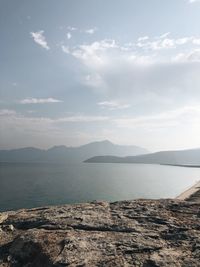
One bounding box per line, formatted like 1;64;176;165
0;198;200;267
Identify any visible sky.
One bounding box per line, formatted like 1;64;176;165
1;0;200;151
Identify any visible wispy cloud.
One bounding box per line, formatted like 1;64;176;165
98;101;130;110
67;26;77;31
0;111;110;149
30;30;50;50
85;28;98;34
1;106;200;150
66;26;97;35
138;36;149;42
135;33;200;51
0;111;109;132
114;106;200;129
0;112;109;139
0;109;17;116
136;34;193;50
20;98;62;104
157;32;171;39
56;115;109;123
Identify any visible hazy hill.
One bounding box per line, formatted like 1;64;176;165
0;140;148;163
84;147;200;166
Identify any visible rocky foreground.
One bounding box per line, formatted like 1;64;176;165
0;197;200;267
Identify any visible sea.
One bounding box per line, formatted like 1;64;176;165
0;162;200;212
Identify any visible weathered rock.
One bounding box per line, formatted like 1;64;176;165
187;187;200;203
0;199;200;266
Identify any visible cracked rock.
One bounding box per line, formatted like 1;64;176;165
0;199;200;266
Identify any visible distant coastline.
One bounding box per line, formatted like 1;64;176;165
161;163;200;168
85;148;200;166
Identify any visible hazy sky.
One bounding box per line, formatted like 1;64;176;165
1;0;200;151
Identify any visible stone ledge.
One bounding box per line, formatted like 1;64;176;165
0;199;200;266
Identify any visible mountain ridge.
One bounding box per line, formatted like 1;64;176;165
0;140;148;163
85;147;200;166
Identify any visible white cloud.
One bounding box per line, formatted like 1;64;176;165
66;26;97;35
67;32;72;40
84;74;105;89
64;35;200;68
192;38;200;45
62;39;119;67
175;37;191;45
111;105;200;150
138;36;149;42
98;101;130;110
30;30;50;50
136;34;200;51
189;0;200;3
20;98;63;104
85;28;98;34
62;36;200;111
64;40;116;63
173;49;200;62
158;32;171;39
137;33;172;48
159;38;175;49
137;37;176;50
67;26;77;31
61;45;70;54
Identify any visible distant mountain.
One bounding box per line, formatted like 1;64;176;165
0;140;148;163
84;148;200;166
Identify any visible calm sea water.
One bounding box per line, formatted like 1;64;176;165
0;162;200;212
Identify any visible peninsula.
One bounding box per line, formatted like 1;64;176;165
85;147;200;166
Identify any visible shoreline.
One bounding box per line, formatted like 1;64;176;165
161;163;200;168
176;180;200;201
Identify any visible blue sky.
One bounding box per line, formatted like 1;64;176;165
1;0;200;151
